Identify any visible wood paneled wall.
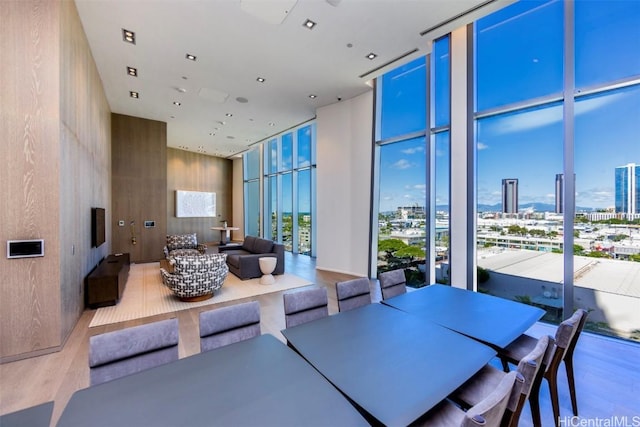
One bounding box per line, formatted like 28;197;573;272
1;0;62;361
167;148;233;244
0;0;112;363
111;114;167;263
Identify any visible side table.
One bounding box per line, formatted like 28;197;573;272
258;257;277;285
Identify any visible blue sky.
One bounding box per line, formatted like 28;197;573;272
378;0;640;213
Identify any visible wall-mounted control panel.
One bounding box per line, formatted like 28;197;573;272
7;239;45;259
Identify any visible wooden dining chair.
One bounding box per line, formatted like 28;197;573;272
335;277;371;312
283;286;329;328
199;300;261;352
499;309;588;427
413;371;518;427
451;335;550;427
378;269;407;300
89;317;179;386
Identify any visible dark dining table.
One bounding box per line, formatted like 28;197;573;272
0;401;53;427
56;334;368;427
382;284;545;348
281;303;496;426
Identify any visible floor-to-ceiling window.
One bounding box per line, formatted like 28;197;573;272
572;0;640;340
473;0;640;340
372;0;639;341
250;122;317;256
243;147;261;237
374;56;428;286
432;35;451;283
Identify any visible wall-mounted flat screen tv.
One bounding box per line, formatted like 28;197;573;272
91;207;106;248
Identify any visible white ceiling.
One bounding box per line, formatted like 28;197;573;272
75;0;508;158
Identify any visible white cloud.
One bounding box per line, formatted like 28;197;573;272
401;146;425;155
391;159;413;170
477;142;489;150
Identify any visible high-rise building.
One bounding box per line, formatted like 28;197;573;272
615;163;640;215
501;178;518;214
555;174;564;214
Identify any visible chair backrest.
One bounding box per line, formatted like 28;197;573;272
283;286;329;328
378;269;407;300
89;318;179;386
166;233;198;251
335;278;371;312
504;335;550;427
173;253;228;276
199;301;261;352
549;309;588;367
462;371;518;427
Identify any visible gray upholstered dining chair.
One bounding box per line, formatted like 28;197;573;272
335;277;371;312
414;371;518;427
451;335;550;427
283;286;329;328
89;317;179;386
499;309;588;427
378;269;407;300
199;300;261;352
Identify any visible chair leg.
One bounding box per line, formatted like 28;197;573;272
500;356;510;373
547;372;561;427
528;372;543;427
565;358;578;416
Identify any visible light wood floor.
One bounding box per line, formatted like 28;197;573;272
1;251;638;426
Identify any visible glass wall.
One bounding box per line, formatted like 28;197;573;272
472;0;640;340
432;35;451;283
243;147;261;237
375;57;428;286
256;122;317;256
373;0;639;341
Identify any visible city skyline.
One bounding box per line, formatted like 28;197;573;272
378;0;639;213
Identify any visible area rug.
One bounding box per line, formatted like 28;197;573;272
89;262;312;327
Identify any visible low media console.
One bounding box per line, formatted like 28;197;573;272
86;253;130;309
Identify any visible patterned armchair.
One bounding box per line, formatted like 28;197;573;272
163;233;207;258
160;253;228;301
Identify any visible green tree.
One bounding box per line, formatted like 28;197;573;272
378;239;406;259
395;246;425;265
574;244;585;255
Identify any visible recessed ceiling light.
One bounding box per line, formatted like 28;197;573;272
225;113;233;117
173;101;181;106
366;52;378;60
129;91;139;98
256;77;265;83
122;29;135;44
127;66;137;77
236;97;249;103
309;94;317;99
186;54;196;61
268;122;275;127
303;19;316;30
